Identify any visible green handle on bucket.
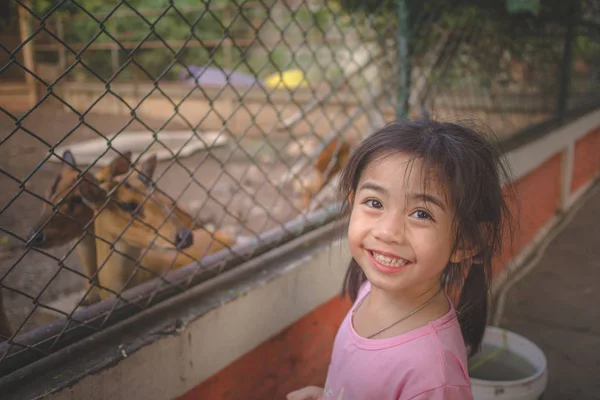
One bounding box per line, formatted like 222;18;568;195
468;329;533;375
468;330;509;374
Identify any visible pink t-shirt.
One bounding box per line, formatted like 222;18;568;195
322;281;473;400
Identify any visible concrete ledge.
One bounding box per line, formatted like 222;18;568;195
505;108;600;181
1;222;350;400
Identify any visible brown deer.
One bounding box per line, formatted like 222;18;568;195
78;155;235;300
28;151;213;303
292;138;352;212
28;150;134;305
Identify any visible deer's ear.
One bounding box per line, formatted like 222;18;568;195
79;174;106;207
138;154;157;187
62;150;76;169
108;150;132;178
141;154;157;178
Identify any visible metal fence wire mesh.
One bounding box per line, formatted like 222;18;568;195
0;0;598;377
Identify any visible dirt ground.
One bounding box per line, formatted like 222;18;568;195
0;97;345;336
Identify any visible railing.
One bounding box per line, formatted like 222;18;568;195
0;0;598;379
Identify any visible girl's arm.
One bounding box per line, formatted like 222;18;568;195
286;386;324;400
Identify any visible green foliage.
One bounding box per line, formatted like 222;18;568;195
25;0;584;91
574;32;600;61
333;0;574;91
337;0;574;24
334;0;396;15
31;0;267;82
506;0;541;16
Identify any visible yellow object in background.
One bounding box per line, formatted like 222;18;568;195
264;69;308;89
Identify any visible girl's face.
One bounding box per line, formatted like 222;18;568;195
348;153;456;296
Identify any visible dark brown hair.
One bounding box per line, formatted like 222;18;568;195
338;119;514;358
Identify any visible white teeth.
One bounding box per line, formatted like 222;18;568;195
371;251;409;267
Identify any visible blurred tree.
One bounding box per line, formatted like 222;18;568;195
332;0;578;92
30;0;267;81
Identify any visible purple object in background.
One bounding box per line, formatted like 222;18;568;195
179;65;263;88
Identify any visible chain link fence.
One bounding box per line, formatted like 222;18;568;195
0;0;599;378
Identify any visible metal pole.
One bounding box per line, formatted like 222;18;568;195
557;0;579;123
222;3;236;132
17;0;37;107
56;16;67;74
396;0;411;120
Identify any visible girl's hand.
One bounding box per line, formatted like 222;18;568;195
286;386;324;400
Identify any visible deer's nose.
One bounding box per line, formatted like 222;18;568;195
175;228;193;250
29;230;46;247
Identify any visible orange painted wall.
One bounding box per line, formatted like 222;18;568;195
178;295;352;400
178;141;595;400
571;128;600;194
493;153;562;276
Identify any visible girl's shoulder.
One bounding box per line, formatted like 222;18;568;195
386;322;471;399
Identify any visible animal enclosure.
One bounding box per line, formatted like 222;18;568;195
0;0;599;380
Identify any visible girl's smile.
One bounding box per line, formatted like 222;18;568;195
368;250;411;273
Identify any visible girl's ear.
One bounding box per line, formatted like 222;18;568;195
450;247;479;264
450;222;492;264
348;191;354;206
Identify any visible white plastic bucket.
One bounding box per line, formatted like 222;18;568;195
470;326;548;400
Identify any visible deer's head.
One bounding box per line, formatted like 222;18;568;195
28;150;132;248
79;155;195;252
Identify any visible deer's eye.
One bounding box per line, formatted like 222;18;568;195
119;201;140;214
68;196;84;212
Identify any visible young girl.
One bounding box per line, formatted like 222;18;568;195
287;119;512;399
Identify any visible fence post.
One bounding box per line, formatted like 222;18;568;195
56;15;67;74
557;0;579;122
110;19;119;82
17;0;38;108
396;0;411;120
222;3;236;133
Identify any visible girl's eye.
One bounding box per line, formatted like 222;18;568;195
364;199;383;209
412;210;432;220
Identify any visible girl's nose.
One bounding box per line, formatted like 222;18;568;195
372;217;404;244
